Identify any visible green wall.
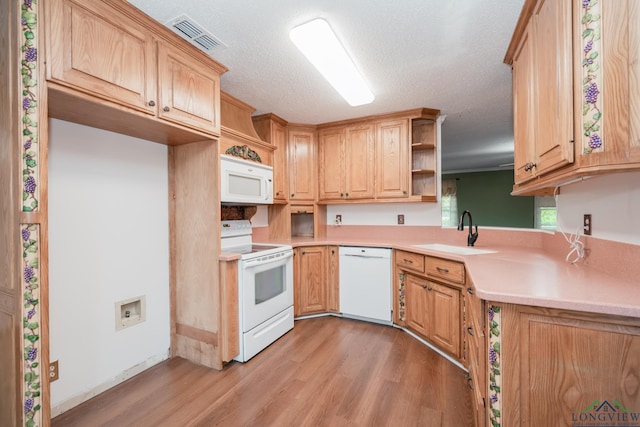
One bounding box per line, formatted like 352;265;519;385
443;170;535;228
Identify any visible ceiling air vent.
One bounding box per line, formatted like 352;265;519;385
166;14;227;55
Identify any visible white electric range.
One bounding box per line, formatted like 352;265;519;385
221;220;294;362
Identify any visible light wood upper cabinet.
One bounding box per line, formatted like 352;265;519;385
253;114;289;202
509;0;574;185
157;42;220;135
507;0;640;194
376;119;409;198
288;127;316;202
46;0;225;139
318;124;375;201
345;124;376;199
532;0;574;176
47;0;157;114
318;127;345;200
512;20;537;185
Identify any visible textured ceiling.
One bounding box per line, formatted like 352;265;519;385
129;0;525;172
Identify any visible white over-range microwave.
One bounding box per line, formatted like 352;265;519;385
220;154;274;205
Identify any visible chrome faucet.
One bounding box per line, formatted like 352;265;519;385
457;210;478;246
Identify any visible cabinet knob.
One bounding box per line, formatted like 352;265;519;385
163;106;170;112
346;193;349;197
467;326;474;336
422;285;428;289
340;193;344;197
467;287;474;295
148;100;156;107
291;193;295;197
403;191;407;194
276;191;280;195
524;162;537;171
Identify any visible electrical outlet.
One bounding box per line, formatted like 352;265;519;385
50;360;59;382
583;214;592;235
335;214;342;225
397;214;405;225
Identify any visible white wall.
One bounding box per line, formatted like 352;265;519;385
48;119;170;415
556;171;640;245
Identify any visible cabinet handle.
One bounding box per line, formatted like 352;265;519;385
331;249;335;255
428;286;433;291
276;191;280;195
403;258;414;264
467;376;473;390
340;193;344;197
403;191;407;194
436;266;449;273
524;162;537;171
163;106;170;112
148;100;156;107
422;284;427;289
467;287;474;295
291;193;295;197
467;326;474;336
346;193;349;197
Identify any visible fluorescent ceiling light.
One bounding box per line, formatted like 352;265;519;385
290;18;374;107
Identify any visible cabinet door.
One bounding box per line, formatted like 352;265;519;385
157;42;220;135
47;0;156;114
429;281;461;358
512;21;537;185
345;124;375;199
318;127;345;200
405;274;428;337
272;121;288;201
532;0;574;175
297;246;327;315
376;119;409;198
288;128;316;201
327;246;340;312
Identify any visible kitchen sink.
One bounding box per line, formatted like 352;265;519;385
412;243;497;255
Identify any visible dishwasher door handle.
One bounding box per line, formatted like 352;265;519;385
343;254;387;259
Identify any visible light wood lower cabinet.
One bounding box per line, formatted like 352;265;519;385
496;303;640;426
403;271;462;359
327;246;340;312
465;286;486;427
294;246;327;316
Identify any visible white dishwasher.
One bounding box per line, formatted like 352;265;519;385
339;246;392;324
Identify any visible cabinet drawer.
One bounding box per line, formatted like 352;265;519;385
291;204;314;214
426;256;465;284
395;250;425;273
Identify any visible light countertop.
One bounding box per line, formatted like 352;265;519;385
244;232;640;319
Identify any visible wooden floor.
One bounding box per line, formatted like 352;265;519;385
52;316;473;427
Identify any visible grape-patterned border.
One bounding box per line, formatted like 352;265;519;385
398;273;405;322
488;304;502;427
21;0;39;212
581;0;603;154
22;224;41;427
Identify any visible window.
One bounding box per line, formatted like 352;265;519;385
441;179;458;227
535;196;557;230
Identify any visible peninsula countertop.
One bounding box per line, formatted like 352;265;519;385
244;233;640;318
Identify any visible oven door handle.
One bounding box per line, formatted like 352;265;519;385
243;251;293;267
